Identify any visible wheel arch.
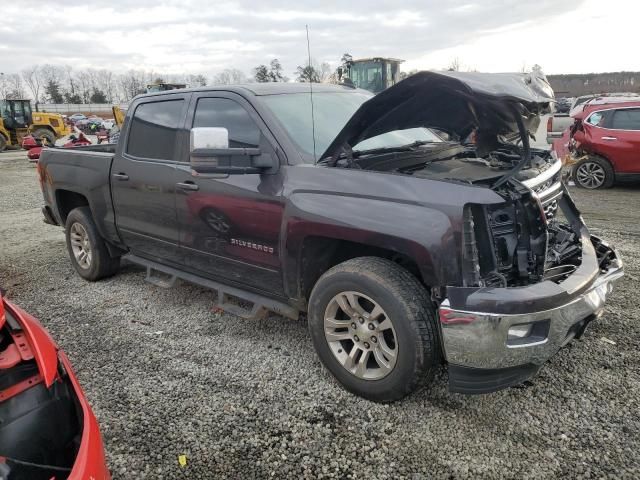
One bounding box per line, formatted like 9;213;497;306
293;234;433;307
54;189;90;224
31;124;56;134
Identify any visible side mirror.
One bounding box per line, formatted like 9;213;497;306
189;127;276;175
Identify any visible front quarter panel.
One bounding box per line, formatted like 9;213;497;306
281;165;504;298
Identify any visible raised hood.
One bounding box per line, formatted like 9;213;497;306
321;70;554;161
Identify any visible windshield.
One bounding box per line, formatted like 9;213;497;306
261;92;442;161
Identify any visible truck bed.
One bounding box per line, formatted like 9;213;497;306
38;145;119;245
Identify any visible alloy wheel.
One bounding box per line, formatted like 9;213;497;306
324;291;398;380
69;222;92;269
576;162;606;189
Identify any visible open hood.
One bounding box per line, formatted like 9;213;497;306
321;70;554;161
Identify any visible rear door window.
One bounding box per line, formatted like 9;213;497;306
611;108;640;130
126;99;184;160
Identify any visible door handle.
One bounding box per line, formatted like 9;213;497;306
601;136;617;141
176;181;199;191
112;173;129;180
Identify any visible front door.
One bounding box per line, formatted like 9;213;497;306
175;93;285;295
111;95;189;263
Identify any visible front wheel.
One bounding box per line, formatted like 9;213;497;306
308;257;440;402
65;207;120;281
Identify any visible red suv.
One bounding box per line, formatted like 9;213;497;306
570;101;640;188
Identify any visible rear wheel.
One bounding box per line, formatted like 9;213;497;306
0;135;6;152
65;207;120;281
31;128;56;147
308;257;440;402
573;156;615;189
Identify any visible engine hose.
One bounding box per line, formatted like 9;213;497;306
492;105;531;189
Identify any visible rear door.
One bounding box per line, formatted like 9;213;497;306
602;107;640;173
174;92;286;295
111;94;189;263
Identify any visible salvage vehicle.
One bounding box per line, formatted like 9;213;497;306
37;71;623;401
0;290;110;479
554;97;571;114
23;132;93;162
0;99;71;151
569;100;640;188
546;93;640;144
68;113;87;123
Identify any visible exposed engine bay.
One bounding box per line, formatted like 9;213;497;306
349;141;585;288
0;305;81;480
319;69;594;288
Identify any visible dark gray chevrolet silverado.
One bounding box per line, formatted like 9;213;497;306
37;71;623;401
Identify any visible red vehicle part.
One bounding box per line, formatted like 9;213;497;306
0;293;110;480
570;100;640;187
21;135;39;150
24;132;93;162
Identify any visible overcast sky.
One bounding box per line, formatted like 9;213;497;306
1;0;637;78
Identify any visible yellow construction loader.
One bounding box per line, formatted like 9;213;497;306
0;99;71;151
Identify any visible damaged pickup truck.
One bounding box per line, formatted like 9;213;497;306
37;71;623;401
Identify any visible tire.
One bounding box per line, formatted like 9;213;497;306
308;257;440;402
573;156;615;189
31;128;56;147
65;207;120;281
0;135;6;152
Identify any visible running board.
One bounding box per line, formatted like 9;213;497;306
145;267;178;289
123;254;299;321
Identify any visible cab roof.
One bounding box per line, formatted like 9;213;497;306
139;82;362;98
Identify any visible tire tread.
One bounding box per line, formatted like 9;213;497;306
310;256;440;402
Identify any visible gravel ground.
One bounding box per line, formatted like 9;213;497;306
0;150;638;479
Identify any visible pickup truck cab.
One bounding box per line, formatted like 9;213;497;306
38;71;623;401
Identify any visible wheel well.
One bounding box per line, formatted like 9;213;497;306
55;190;89;223
32;125;55;133
299;236;424;302
579;151;614;169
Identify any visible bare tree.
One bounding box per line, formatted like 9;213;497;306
63;65;76;97
213;69;247;85
448;57;461;72
21;66;42;102
295;60;331;83
318;62;332;83
88;69;116;103
187;74;207;87
0;73;8;100
118;70;147;101
4;74;26;99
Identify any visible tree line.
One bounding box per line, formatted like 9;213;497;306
0;57;342;105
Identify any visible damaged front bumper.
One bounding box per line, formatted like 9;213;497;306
439;235;623;394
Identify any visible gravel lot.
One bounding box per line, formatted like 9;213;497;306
1;150;638;479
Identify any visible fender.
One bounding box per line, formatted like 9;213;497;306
40;149;122;246
282;191;459;299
